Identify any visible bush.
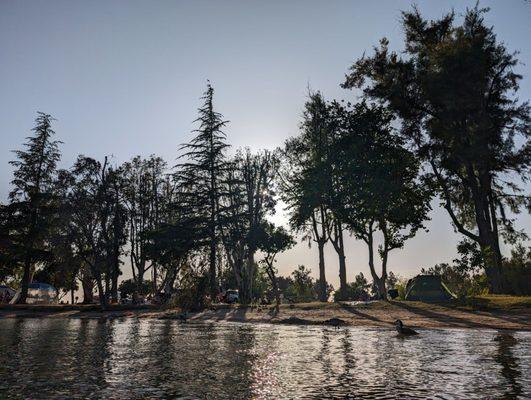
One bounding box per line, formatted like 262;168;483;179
504;245;531;295
421;263;488;298
287;265;318;302
171;274;210;311
333;272;370;301
394;279;408;300
119;278;153;298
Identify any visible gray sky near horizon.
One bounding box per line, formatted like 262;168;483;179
1;0;530;288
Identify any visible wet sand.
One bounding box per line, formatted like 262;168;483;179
1;300;530;331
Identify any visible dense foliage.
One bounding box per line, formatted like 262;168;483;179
0;5;529;306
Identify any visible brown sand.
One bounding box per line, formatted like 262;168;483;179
1;301;529;331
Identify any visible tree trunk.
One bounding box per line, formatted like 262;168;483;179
209;235;217;299
313;207;328;302
431;161;506;293
136;267;144;295
246;251;255;303
82;276;94;304
110;264;119;303
152;264;158;295
16;257;32;304
71;288;75;305
104;274;110;302
233;256;244;301
480;240;504;293
265;263;280;314
334;222;347;295
338;252;347;295
470;171;505;293
110;221;120;303
366;227;387;300
374;277;387;300
272;270;280;314
317;240;327;302
95;275;107;309
162;263;179;297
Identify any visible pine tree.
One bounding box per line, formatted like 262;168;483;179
175;83;230;298
8;112;62;303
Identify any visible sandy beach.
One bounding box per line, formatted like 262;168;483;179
2;297;530;331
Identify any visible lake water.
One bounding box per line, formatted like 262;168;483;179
0;318;529;399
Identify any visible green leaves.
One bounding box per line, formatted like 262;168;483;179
342;4;530;293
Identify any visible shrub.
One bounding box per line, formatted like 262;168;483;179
333;272;370;301
503;245;531;295
171;274;210;311
394;279;409;300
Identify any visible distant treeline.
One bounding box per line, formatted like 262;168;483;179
1;5;529;306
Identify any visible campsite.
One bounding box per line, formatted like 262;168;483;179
0;1;530;399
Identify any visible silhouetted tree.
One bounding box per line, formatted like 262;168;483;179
222;149;278;303
175;83;230;298
257;222;295;312
7;112;62;303
343;5;530;292
280;92;333;302
122;155;167;295
330;102;431;299
62;156;126;307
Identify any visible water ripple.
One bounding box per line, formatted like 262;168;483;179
0;319;529;399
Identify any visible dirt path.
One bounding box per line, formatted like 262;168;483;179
2;301;530;330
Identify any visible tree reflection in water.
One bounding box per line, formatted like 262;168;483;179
0;320;529;399
494;333;522;400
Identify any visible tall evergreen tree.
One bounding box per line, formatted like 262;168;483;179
175;83;230;298
8;112;62;303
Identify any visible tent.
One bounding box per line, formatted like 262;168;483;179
405;275;456;302
9;282;58;304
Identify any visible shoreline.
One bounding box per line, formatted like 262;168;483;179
1;299;530;331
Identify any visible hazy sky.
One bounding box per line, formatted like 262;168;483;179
1;0;530;287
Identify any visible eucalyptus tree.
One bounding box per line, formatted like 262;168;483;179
149;175;192;295
122;155;167;295
326;101;352;296
64;156;126;307
280;92;333;302
8;112;62;303
175;83;230;297
330;101;431;299
222;148;279;303
37;173;83;304
343;5;530;292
